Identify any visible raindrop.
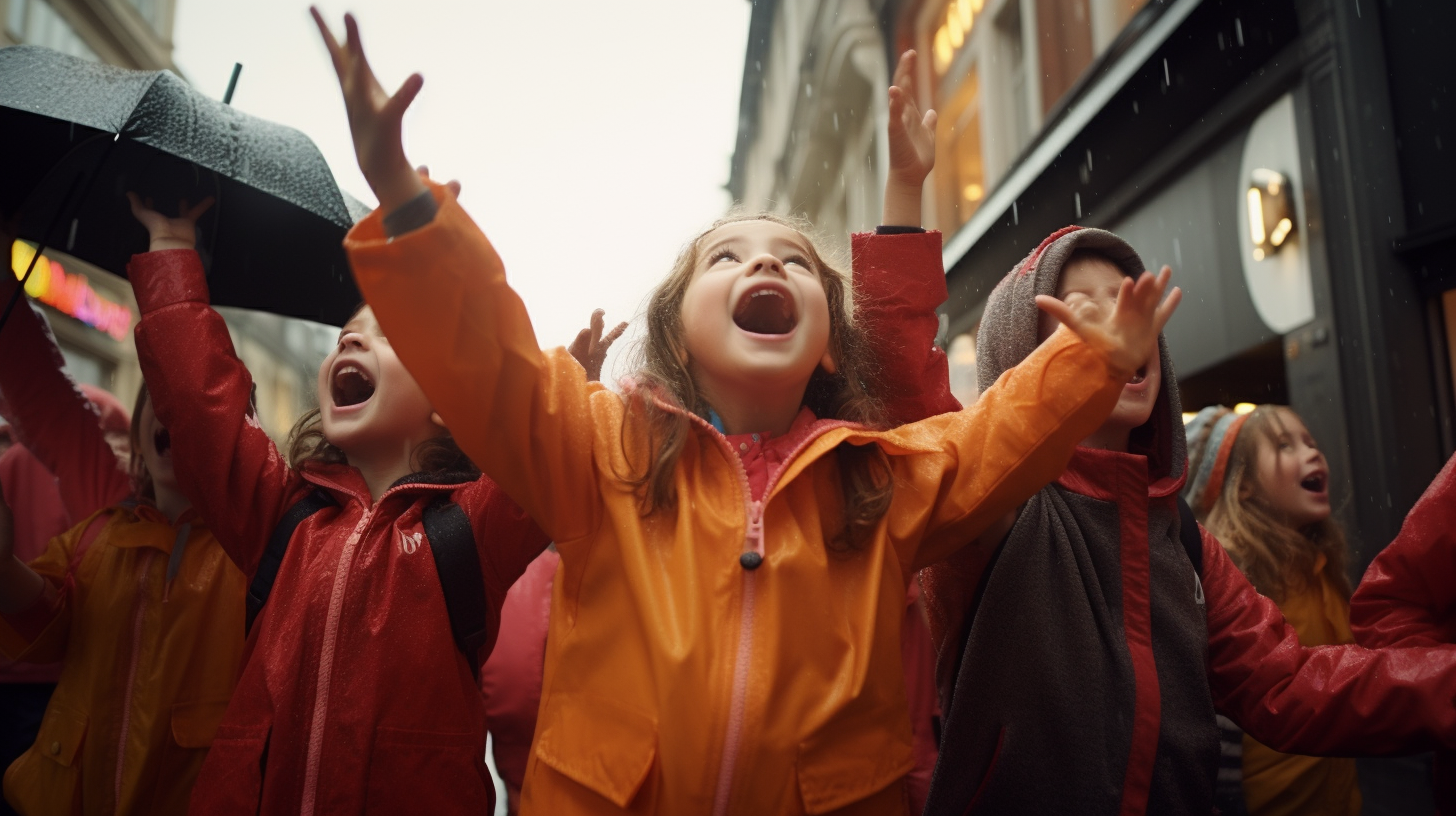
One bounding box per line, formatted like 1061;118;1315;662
1013;200;1019;225
1218;32;1225;50
1174;237;1183;268
1437;135;1444;150
1075;192;1083;219
1086;149;1093;172
1163;58;1170;87
833;112;839;131
1355;0;1361;18
1133;100;1140;114
806;84;813;98
1235;18;1244;46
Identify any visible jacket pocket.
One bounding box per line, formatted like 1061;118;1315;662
2;705;86;815
148;701;234;811
364;725;489;816
533;693;657;808
189;721;270;814
796;714;915;814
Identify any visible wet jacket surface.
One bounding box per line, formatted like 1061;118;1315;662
861;225;1456;816
128;249;550;816
1351;451;1456;812
0;274;243;816
345;186;1127;815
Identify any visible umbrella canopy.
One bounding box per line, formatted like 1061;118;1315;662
0;45;366;326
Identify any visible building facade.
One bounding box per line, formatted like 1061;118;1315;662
2;0;336;441
732;0;1453;807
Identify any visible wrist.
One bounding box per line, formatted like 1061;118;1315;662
148;238;195;252
882;179;925;227
369;163;429;216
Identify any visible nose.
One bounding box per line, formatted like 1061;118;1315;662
339;330;368;351
746;253;787;279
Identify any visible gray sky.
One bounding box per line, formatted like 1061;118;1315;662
172;0;751;381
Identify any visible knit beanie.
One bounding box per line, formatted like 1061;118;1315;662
1181;405;1250;516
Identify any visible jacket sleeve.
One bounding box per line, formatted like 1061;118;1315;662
346;185;605;547
0;276;131;522
129;249;301;578
0;510;111;663
455;475;552;627
897;326;1125;570
1203;525;1456;753
1349;452;1456;648
851;230;963;424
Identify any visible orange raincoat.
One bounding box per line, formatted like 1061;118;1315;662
347;186;1125;815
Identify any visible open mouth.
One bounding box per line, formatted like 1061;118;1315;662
1128;365;1147;385
331;364;376;408
153;427;171;456
732;285;798;336
1300;472;1328;493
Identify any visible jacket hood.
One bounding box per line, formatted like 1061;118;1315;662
974;225;1187;483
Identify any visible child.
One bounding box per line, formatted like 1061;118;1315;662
0;253;245;815
1349;452;1456;813
123;179;561;814
318;13;1173;813
1183;404;1359;815
859;223;1456;815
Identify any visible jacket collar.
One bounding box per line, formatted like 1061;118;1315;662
1057;445;1187;502
299;461;477;506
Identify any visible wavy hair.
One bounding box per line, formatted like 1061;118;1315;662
619;211;892;551
1204;405;1352;602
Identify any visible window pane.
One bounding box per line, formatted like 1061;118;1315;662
933;69;985;232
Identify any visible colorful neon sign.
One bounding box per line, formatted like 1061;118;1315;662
10;241;132;341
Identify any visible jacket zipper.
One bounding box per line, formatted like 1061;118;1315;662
299;506;375;816
114;548;158;808
698;410;853;816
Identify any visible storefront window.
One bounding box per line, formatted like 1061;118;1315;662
933;69;986;233
931;0;984;76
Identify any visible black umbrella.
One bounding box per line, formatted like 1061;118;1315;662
0;44;366;329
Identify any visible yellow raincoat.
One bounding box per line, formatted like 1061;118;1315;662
348;186;1126;815
0;503;245;816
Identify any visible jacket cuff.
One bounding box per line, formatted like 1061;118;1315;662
874;225;927;235
851;230;947;307
349;182;453;248
128;249;210;313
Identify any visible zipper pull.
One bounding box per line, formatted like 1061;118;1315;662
740;501;764;571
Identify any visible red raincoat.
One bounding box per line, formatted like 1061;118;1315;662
127;250;550;816
1350;452;1456;811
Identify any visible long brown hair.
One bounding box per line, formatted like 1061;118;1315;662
620;212;892;551
1204;405;1353;601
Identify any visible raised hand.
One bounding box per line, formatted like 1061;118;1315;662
126;193;214;252
884;50;937;227
1036;266;1182;379
567;309;628;383
312;8;426;213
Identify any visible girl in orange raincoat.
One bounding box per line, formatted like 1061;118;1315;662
315;14;1179;814
0;219;246;815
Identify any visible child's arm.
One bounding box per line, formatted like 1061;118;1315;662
0;271;130;521
317;11;606;544
854;49;961;425
1202;525;1456;753
903;269;1181;568
128;196;304;577
1349;452;1456;648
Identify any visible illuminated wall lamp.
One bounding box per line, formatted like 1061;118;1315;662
1246;168;1295;261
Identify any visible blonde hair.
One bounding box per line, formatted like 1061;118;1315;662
620;211;891;551
1204;405;1352;601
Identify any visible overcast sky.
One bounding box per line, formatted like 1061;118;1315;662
172;0;751;382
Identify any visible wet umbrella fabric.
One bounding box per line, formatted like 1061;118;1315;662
0;45;364;327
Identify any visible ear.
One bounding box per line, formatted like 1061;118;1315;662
430;411;448;430
819;351;838;375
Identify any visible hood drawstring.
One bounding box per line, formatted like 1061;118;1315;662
163;522;191;601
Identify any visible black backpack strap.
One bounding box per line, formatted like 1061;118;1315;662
1176;495;1204;578
422;496;490;682
247;488;336;633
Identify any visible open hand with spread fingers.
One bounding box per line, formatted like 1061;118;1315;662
567;309;628;383
312;7;426;213
1036;266;1182;381
126;193;215;252
883;50;938;227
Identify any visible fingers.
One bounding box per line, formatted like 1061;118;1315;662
1153;287;1182;336
446;180;461;197
310;7;346;77
184;196;216;221
568;328;590;357
589;308;605;338
923;108;938;131
1034;294;1077;330
891;50;917;94
382;73;424;123
126;191;146;219
601;321;628;350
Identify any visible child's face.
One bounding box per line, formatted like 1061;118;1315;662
318;306;439;463
136;396;177;492
679;221;834;396
1039;255;1161;436
1248;407;1331;527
